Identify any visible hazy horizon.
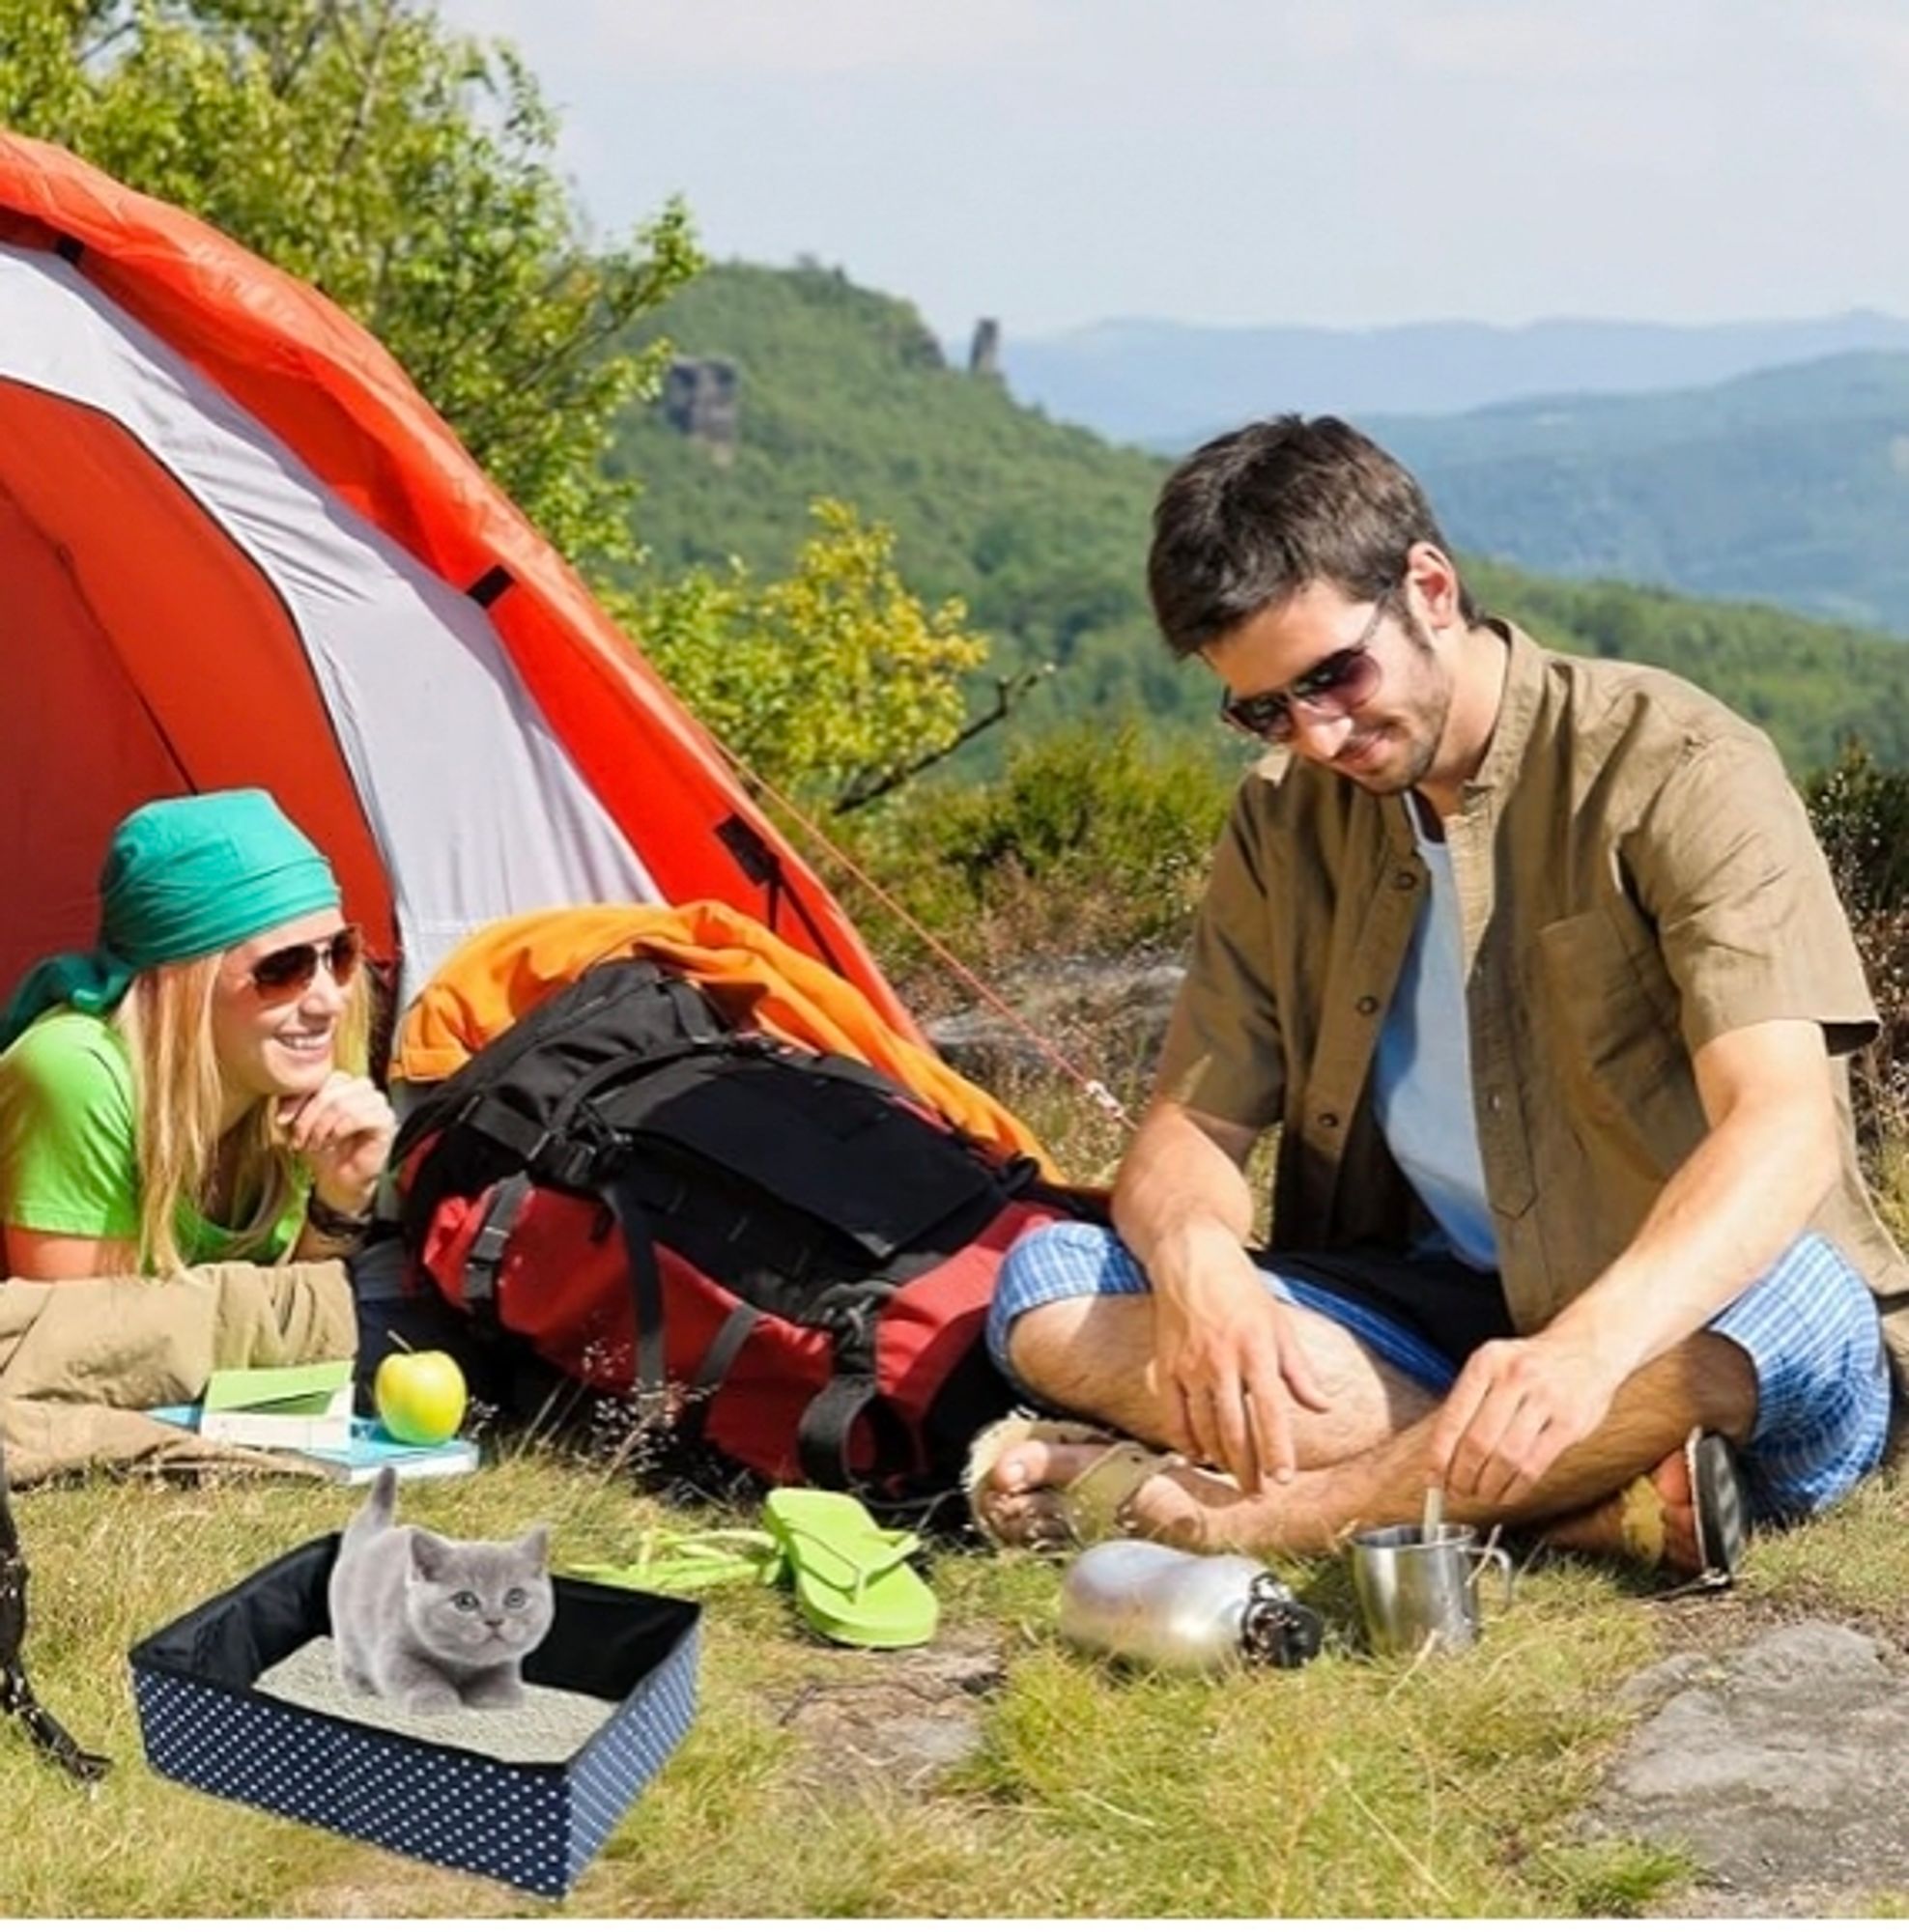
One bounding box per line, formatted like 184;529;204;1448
436;1;1909;345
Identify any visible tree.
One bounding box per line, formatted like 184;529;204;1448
0;0;699;565
625;500;998;813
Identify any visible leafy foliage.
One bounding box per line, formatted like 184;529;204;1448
1806;742;1909;1175
1805;739;1909;918
0;0;699;564
609;262;1165;751
616;499;989;813
837;722;1237;990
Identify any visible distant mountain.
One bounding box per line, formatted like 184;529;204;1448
997;312;1909;449
1373;352;1909;635
613;263;1909;771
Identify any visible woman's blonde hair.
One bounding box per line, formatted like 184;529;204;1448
113;950;372;1275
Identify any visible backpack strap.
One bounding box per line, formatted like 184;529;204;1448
792;1293;917;1491
455;1161;676;1423
461;1171;538;1329
600;1169;670;1422
674;1301;760;1444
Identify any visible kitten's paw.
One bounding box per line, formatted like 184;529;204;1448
401;1685;463;1716
337;1666;378;1698
461;1675;526;1711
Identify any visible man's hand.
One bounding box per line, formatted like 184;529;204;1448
1426;1331;1624;1507
1153;1229;1330;1492
277;1073;397;1215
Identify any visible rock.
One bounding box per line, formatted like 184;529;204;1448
925;957;1184;1086
1582;1619;1909;1912
773;1634;1004;1795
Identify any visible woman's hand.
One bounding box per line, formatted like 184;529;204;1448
277;1072;396;1213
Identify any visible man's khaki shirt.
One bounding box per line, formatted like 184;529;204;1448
1156;622;1909;1388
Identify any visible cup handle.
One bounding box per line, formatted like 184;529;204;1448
1472;1545;1515;1615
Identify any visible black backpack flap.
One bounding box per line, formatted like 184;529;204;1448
590;1051;1003;1262
393;957;729;1171
396;958;736;1243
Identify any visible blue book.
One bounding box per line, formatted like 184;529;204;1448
293;1418;480;1485
148;1407;478;1484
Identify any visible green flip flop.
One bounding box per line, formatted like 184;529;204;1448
566;1525;786;1595
761;1488;939;1649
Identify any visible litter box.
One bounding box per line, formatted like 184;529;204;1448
128;1533;699;1899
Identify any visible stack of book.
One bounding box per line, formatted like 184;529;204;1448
285;1418;480;1485
150;1359;479;1484
195;1359;355;1452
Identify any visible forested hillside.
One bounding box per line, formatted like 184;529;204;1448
613;262;1171;736
1375;353;1909;636
616;265;1909;770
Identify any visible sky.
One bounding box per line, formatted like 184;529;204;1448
436;0;1909;344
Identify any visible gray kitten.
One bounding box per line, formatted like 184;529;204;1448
328;1467;554;1715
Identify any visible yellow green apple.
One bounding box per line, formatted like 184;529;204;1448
373;1349;468;1446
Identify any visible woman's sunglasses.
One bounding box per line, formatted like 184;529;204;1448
247;923;364;997
1218;593;1391;743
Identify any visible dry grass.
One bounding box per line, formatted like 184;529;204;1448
9;1413;1909;1918
1;1452;1670;1920
5;1052;1906;1916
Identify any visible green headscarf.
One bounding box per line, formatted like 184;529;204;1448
0;789;341;1052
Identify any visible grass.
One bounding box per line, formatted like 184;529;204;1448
9;1429;1909;1918
5;1068;1905;1917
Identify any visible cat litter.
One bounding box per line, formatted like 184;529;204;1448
257;1638;614;1762
128;1533;699;1899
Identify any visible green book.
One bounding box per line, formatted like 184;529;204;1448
202;1359;353;1415
198;1359;355;1450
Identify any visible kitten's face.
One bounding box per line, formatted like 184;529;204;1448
406;1526;554;1665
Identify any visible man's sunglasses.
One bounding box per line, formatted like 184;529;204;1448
1218;592;1391;743
247;923;364;997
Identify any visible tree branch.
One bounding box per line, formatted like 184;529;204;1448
832;664;1055;815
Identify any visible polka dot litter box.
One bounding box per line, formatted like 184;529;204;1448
128;1533;700;1898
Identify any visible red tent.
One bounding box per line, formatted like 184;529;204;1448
0;133;918;1038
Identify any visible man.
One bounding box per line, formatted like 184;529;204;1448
975;415;1908;1579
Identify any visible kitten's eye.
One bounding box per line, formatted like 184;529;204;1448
452;1590;480;1612
504;1587;527;1610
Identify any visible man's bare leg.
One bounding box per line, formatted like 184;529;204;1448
985;1327;1758;1567
1005;1292;1440;1470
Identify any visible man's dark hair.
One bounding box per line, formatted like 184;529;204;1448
1147;414;1482;659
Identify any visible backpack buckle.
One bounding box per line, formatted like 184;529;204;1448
537;1108;619;1192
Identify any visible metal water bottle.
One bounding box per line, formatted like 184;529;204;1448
1057;1539;1324;1673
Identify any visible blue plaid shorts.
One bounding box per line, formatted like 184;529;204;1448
987;1222;1892;1520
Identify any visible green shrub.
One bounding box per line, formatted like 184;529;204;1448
834;721;1233;1005
1805;743;1909;1186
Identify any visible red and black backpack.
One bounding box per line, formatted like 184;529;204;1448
391;956;1092;1498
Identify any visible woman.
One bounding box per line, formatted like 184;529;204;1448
0;789;396;1280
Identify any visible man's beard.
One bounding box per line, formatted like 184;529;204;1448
1343;608;1450;795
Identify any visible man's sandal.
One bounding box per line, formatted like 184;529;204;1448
963;1413;1187;1554
1615;1427;1751;1589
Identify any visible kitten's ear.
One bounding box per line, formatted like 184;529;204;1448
411;1529;454;1580
518;1523;551;1567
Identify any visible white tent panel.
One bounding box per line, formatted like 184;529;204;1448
0;244;660;1009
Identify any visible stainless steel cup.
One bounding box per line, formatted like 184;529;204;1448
1349;1523;1514;1657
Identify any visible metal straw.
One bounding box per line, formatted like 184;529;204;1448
1420;1482;1444;1545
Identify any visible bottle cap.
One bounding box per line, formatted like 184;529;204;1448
1240;1574;1325;1667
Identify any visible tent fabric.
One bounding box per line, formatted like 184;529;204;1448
0;242;659;1005
393;900;1058;1176
0;132;919;1039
